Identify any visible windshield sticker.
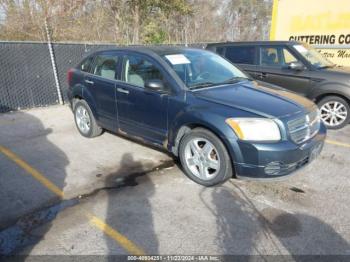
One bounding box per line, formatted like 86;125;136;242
165;54;191;65
294;45;308;53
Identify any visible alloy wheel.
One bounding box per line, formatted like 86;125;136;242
75;105;91;134
320;101;348;127
184;138;220;180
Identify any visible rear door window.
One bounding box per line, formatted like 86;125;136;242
91;54;118;80
225;46;256;64
216;47;226;56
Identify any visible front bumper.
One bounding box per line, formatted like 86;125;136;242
231;123;327;179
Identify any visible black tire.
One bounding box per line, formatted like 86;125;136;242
73;100;103;138
179;127;233;186
317;96;350;130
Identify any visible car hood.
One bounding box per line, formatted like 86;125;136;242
193;80;315;118
320;66;350;79
322;66;350;74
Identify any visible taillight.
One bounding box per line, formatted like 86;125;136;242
67;68;74;87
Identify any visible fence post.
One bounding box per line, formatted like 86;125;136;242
45;19;63;105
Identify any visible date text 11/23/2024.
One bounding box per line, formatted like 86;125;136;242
127;255;221;261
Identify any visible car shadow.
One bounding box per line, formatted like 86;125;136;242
0;110;69;257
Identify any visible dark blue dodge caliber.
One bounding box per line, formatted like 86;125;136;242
67;47;326;186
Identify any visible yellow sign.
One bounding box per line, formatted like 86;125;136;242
270;0;350;66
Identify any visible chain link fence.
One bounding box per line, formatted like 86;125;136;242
0;42;58;113
0;42;205;113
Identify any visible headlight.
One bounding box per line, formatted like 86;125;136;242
226;118;281;141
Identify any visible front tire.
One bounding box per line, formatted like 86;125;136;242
318;96;350;129
74;100;103;138
179;127;233;186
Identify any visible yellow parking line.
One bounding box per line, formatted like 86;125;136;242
87;214;145;255
0;145;145;255
326;139;350;148
0;145;64;197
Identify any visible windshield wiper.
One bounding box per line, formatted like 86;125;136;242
189;77;252;90
319;64;336;69
189;82;216;90
219;76;252;84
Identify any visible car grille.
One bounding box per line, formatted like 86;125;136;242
287;109;321;144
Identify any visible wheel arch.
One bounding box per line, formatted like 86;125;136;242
170;121;238;177
309;82;350;105
315;92;350;106
71;84;99;121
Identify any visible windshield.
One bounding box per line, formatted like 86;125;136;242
162;49;249;89
293;44;334;69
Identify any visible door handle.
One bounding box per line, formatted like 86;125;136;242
85;79;94;84
117;87;129;94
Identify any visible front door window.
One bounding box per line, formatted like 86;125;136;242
260;47;300;67
123;55;164;89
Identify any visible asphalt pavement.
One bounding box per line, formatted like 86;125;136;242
0;105;349;258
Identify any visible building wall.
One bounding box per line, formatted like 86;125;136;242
270;0;350;66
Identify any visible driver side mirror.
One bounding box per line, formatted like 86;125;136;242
287;61;305;71
144;79;165;92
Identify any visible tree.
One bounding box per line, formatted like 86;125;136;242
0;0;273;44
224;0;272;41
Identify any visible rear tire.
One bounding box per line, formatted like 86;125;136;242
179;127;233;186
317;96;350;129
74;100;103;138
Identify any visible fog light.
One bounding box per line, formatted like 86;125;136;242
264;162;282;176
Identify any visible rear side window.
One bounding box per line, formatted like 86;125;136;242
225;46;255;64
92;54;118;80
79;56;94;73
216;47;226;56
